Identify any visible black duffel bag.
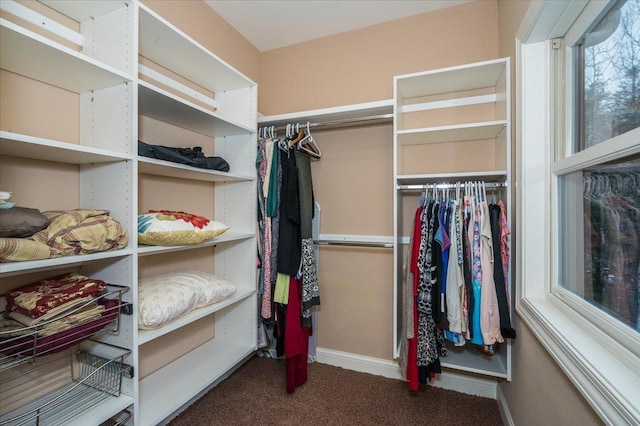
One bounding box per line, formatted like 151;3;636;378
138;140;230;172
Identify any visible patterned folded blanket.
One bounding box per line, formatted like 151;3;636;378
0;299;119;357
1;302;104;337
0;209;128;263
5;273;106;319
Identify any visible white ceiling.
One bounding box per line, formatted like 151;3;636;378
205;0;473;52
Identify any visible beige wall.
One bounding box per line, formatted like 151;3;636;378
310;124;394;358
259;0;499;115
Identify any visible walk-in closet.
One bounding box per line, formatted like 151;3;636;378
1;0;638;425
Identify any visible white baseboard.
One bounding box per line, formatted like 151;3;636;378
316;347;498;399
497;384;515;425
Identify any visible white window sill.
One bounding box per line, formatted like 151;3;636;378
517;296;640;424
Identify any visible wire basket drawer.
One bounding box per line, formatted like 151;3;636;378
0;341;131;426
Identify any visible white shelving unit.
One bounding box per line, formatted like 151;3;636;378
393;58;512;380
0;1;137;424
1;1;257;424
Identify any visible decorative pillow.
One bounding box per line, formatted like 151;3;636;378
137;210;228;246
138;271;236;329
0;207;50;238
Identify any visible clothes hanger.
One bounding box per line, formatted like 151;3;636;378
288;127;305;147
482;181;487;204
297;122;322;159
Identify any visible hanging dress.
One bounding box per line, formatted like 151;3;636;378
479;200;503;346
285;275;310;394
490;202;516;339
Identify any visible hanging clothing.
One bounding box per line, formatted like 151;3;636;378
296;150;320;327
489;203;516;339
415;201;442;382
285;275;310;394
469;200;483;345
479;200;503;345
277;150;301;276
400;181;516;390
446;199;465;340
257;126;321;393
401;203;423;391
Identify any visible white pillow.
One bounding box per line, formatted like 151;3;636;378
138;271;236;329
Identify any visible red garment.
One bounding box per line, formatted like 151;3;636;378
285;276;310;394
407;205;423;391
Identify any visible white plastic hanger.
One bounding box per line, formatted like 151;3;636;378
296;122;322;159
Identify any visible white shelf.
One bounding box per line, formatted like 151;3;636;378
259;99;393;127
0;389;134;426
138;4;254;93
0;248;134;275
139;338;255;426
0;19;131;93
138;156;254;182
67;394;134;426
397;120;507;145
0;131;132;164
396;58;507;99
40;0;130;22
400;94;500;113
138;81;254;138
440;344;508;379
138;286;255;344
137;231;254;257
396;171;507;186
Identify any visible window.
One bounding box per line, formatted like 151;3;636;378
556;0;640;348
575;0;640;151
518;0;640;424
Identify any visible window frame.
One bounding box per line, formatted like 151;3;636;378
517;1;640;424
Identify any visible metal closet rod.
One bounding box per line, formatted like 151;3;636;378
397;181;508;190
262;113;393;133
313;239;394;249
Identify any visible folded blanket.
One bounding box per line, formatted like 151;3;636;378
0;209;128;263
12;302;104;334
0;299;119;357
1;303;104;338
5;273;106;319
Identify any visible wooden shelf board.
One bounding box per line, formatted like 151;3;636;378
440;343;508;379
259;99;394;127
1;131;132;164
0;248;134;276
138;82;253;138
138;156;253;182
40;1;128;22
397;121;506;145
396;171;508;186
138;5;254;93
0;20;131;94
396;59;506;99
136;232;255;257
